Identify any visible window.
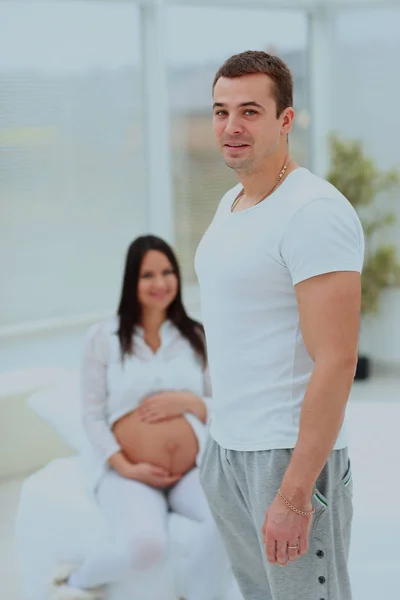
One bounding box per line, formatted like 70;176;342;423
0;2;144;329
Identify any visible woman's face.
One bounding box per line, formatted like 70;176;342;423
137;250;178;312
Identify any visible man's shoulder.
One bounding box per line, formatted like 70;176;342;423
291;168;345;202
286;168;357;219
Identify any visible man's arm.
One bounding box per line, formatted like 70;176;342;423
280;270;361;507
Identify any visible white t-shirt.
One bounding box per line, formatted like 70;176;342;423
195;167;364;451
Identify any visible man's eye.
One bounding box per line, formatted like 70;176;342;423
215;110;228;117
244;110;257;116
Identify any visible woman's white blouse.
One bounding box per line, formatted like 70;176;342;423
80;317;212;468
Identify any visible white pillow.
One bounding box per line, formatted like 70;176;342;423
28;374;89;454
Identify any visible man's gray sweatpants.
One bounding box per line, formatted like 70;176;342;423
199;436;353;600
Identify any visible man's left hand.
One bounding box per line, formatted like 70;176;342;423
138;392;186;423
262;493;313;567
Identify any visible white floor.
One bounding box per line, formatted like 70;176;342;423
1;376;399;600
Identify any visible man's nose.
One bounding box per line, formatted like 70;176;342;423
224;115;244;136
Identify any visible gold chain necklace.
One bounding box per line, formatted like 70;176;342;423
231;156;292;213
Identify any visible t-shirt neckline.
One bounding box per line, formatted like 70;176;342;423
229;167;307;216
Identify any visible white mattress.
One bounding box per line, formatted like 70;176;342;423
14;456;238;600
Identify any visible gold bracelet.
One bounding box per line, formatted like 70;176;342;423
278;489;315;517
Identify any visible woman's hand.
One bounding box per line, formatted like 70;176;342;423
138;391;207;424
108;451;182;487
108;450;137;478
137;392;187;423
130;463;182;488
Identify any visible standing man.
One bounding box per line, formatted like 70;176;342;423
195;51;364;600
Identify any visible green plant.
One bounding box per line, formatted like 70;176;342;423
326;134;400;316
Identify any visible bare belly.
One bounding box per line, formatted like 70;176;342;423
112;409;198;475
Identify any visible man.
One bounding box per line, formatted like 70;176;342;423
195;50;364;600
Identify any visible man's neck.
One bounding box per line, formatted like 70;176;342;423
238;154;298;203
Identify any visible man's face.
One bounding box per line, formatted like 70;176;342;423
212;73;291;173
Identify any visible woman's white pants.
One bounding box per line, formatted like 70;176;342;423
68;467;228;600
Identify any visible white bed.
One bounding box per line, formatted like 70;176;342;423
15;455;241;600
14;379;242;600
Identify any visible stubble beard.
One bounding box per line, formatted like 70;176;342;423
223;154;256;175
225;141;282;176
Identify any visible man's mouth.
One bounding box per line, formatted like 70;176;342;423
224;143;249;147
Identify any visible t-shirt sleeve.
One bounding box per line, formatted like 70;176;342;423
280;197;365;286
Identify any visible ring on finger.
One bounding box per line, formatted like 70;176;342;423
287;541;299;550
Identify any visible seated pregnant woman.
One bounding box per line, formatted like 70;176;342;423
50;235;227;600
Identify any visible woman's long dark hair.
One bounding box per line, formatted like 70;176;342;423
117;235;206;367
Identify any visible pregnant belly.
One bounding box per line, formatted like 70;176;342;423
112;409;198;475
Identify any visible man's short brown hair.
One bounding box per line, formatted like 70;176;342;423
213;50;293;117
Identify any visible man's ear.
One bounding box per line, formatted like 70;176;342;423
281;107;295;136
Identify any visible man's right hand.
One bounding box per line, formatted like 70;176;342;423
108;451;182;487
